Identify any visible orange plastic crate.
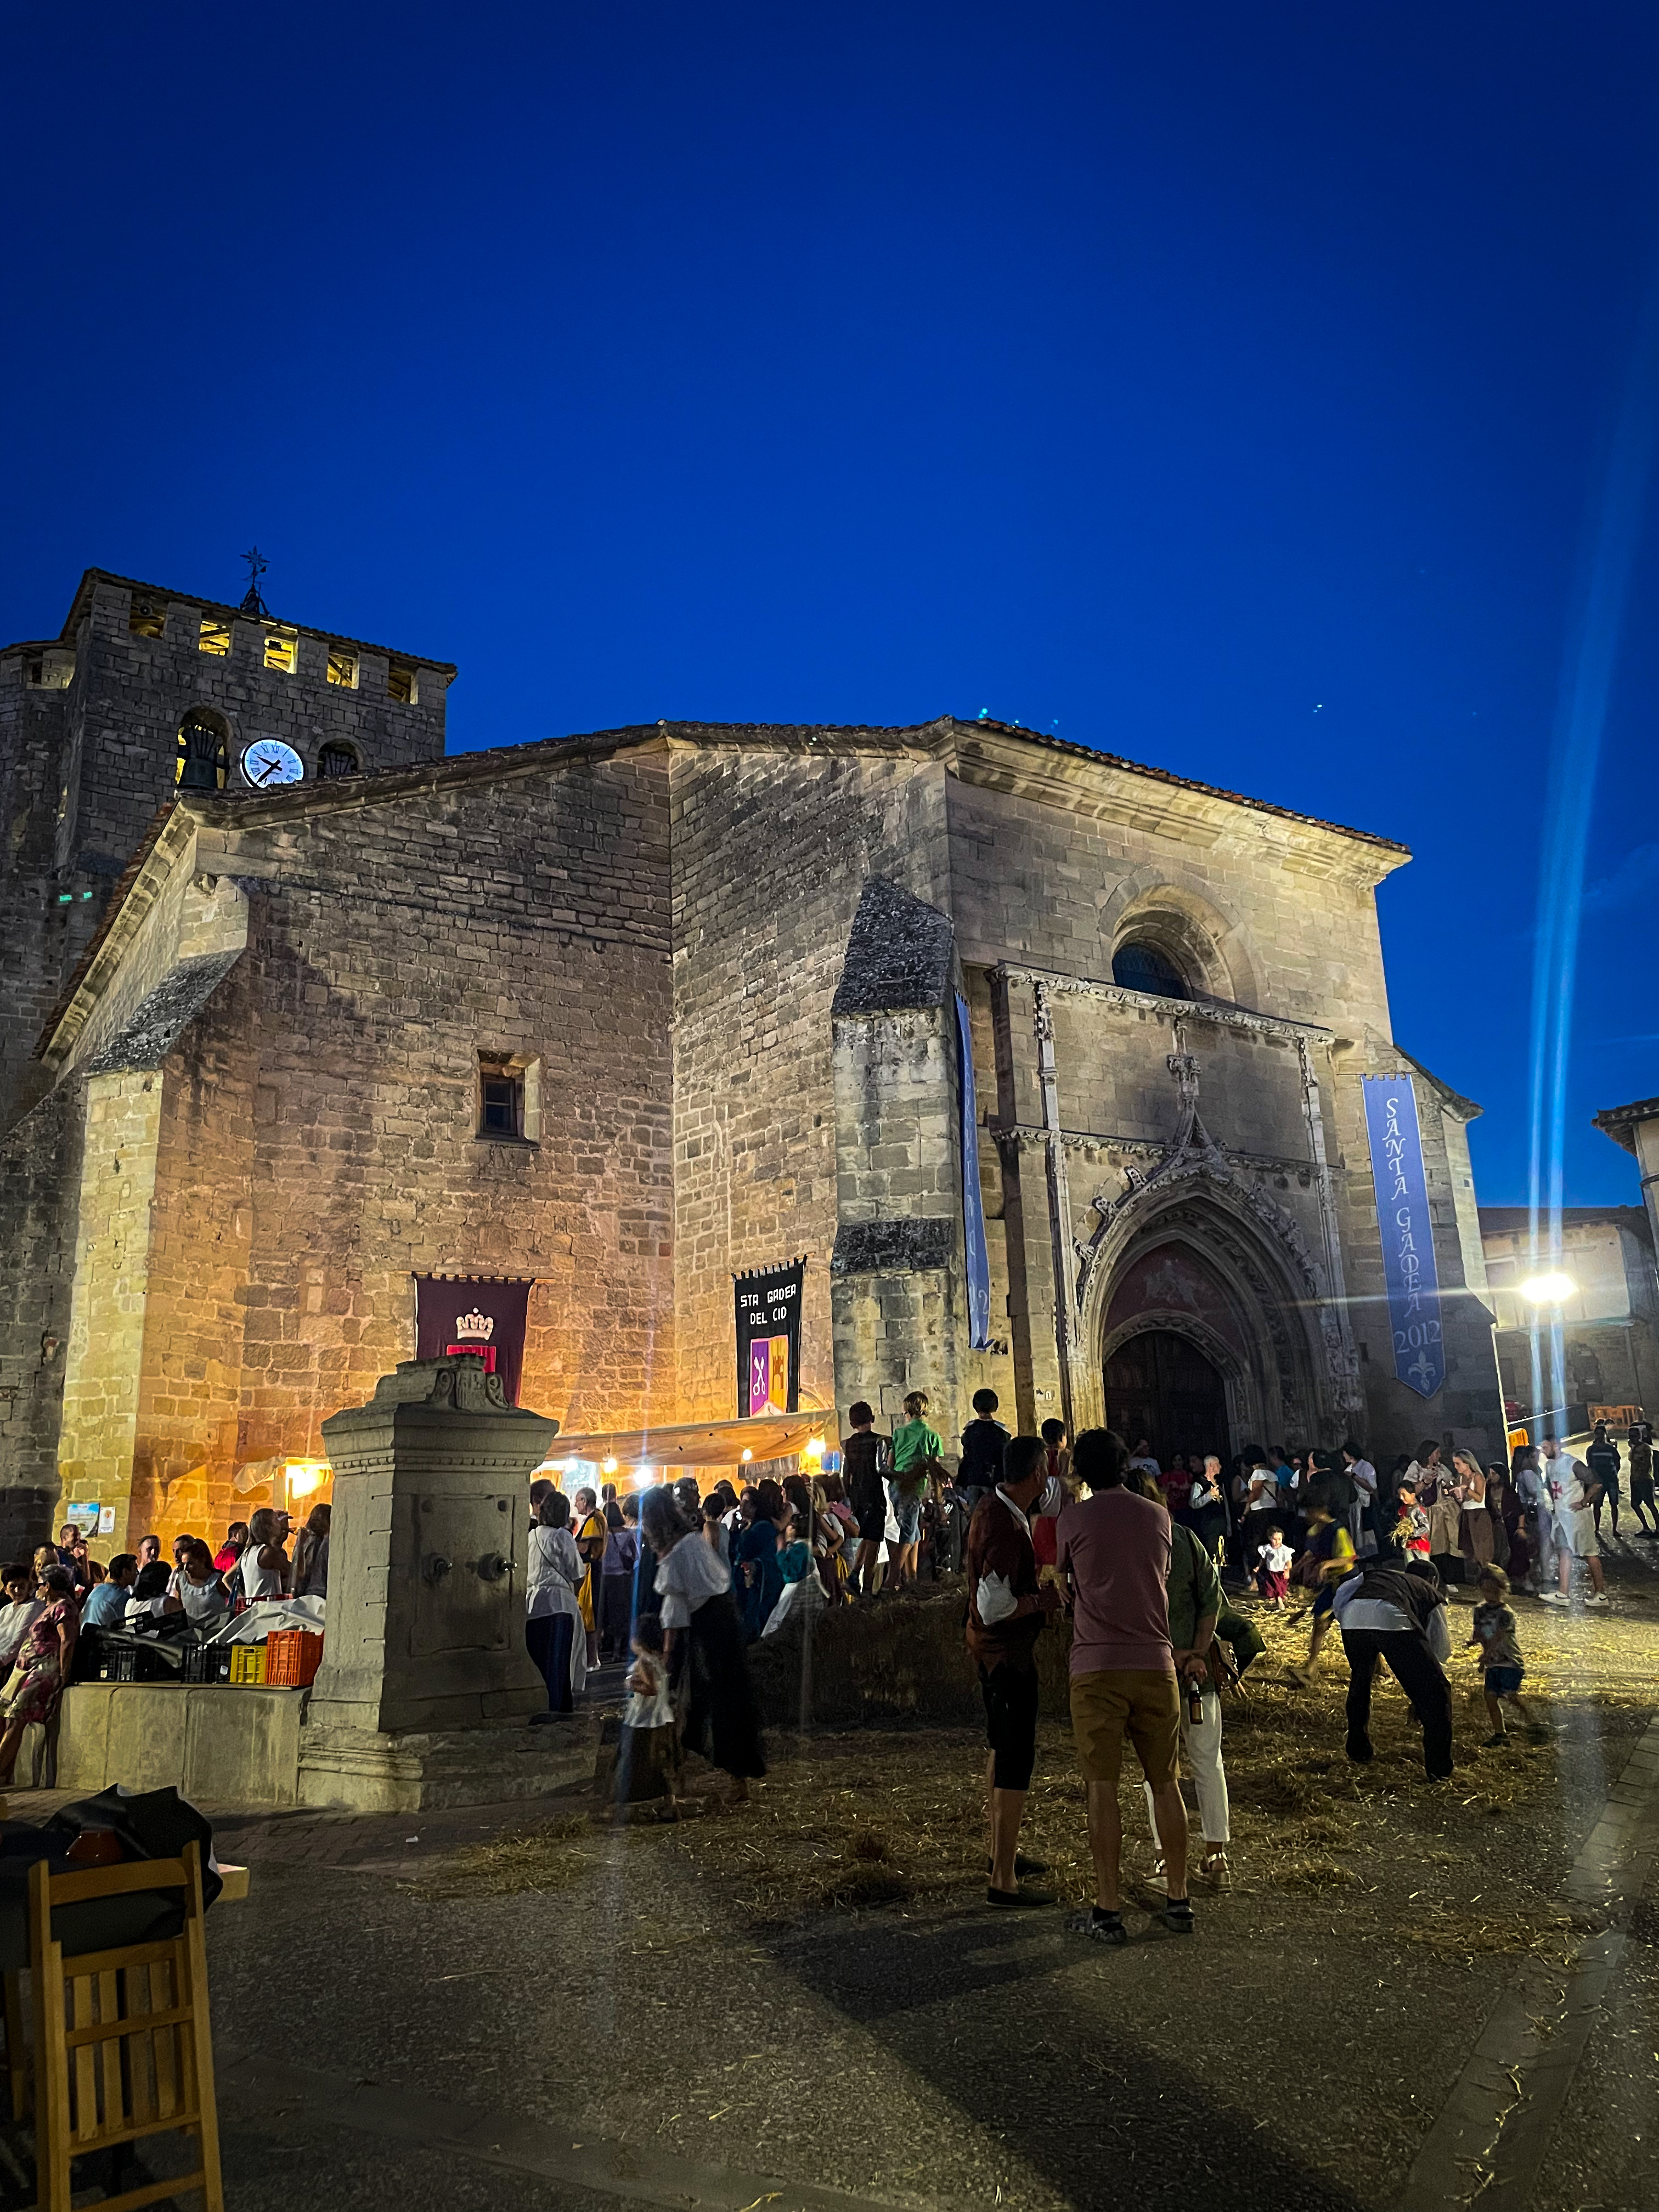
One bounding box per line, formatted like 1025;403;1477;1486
263;1629;324;1687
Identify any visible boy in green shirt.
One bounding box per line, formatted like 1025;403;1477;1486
889;1391;945;1589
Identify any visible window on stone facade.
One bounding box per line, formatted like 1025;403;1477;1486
128;595;167;639
198;614;232;658
479;1057;523;1139
263;629;298;674
477;1053;541;1143
387;661;419;706
175;709;230;792
326;648;358;689
24;650;75;690
1111;940;1190;1001
317;742;361;780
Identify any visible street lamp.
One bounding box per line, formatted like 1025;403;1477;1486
1519;1272;1576;1306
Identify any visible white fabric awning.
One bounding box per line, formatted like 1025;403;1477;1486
544;1414;825;1471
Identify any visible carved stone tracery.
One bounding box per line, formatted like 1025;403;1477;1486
1075;1051;1359;1432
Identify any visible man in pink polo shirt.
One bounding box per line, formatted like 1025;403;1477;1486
1056;1427;1192;1943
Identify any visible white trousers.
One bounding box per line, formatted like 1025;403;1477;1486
1144;1684;1231;1848
1533;1513;1558;1581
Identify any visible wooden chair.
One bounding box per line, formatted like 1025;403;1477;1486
26;1841;224;2210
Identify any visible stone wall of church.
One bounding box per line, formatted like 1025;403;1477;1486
945;766;1398;1036
829;1004;966;1431
0;664;75;1132
7;743;677;1548
0;1078;82;1553
667;736;953;1426
943;765;1504;1466
171;748;676;1509
56;1070;171;1551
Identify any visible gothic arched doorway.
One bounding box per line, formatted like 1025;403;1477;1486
1104;1329;1231;1469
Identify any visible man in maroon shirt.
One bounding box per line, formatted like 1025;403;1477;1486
966;1434;1064;1906
1056;1427;1192;1942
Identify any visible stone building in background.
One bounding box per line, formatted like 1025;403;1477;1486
0;566;1505;1551
1481;1204;1659;1425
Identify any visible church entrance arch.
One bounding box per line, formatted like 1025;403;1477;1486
1077;1192;1334;1451
1104;1329;1230;1470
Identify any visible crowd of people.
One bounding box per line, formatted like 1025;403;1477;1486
1120;1420;1647;1612
520;1391;1638;1935
962;1418;1583;1941
0;1503;331;1785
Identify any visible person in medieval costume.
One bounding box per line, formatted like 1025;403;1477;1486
572;1487;608;1669
643;1489;766;1803
1452;1450;1495;1572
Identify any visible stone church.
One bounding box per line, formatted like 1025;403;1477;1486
0;567;1504;1551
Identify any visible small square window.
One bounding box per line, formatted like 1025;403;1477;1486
264;629;298;674
477;1053;541;1143
128;596;167;639
478;1060;522;1139
387;661;419;706
326;648;358;689
199;615;232;658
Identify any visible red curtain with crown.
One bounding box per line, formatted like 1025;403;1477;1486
413;1276;534;1405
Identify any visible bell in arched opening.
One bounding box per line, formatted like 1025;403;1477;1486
317;741;360;780
175;711;229;792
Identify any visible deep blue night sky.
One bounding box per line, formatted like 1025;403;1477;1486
5;4;1657;1205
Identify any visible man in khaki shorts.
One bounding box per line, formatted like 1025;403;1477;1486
1056;1428;1193;1943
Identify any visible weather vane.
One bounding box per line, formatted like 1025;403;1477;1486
239;545;270;618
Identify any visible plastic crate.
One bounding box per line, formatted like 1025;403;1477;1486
264;1629;323;1687
228;1644;267;1686
181;1643;234;1685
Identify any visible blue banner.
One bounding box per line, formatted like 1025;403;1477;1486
1361;1074;1444;1399
955;991;992;1351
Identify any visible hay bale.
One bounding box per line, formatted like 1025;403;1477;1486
747;1587;978;1725
745;1585;1086;1726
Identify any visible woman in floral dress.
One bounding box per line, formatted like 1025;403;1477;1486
0;1566;79;1785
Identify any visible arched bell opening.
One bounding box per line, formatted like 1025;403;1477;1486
175;708;232;792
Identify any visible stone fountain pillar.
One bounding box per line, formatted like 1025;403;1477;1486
297;1356;590;1813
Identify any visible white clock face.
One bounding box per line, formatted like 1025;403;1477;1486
241;738;305;789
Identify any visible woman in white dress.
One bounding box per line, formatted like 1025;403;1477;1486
526;1489;586;1719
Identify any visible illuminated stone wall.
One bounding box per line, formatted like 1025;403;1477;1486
4;738;674;1548
940;731;1503;1465
665;732;952;1425
0;709;1506;1550
0;1079;81;1554
55;1070;167;1551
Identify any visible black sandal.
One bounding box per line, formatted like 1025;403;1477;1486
1071;1906;1128;1946
1163;1898;1195;1933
